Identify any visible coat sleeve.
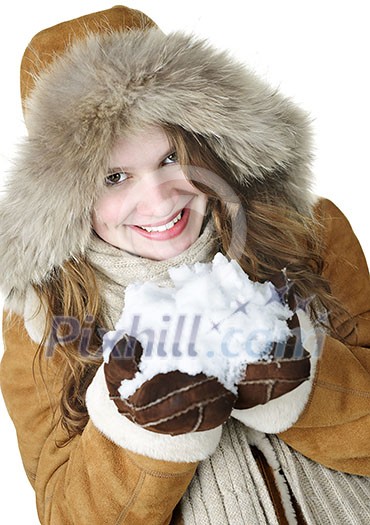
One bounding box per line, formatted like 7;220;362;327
0;313;207;525
278;198;370;476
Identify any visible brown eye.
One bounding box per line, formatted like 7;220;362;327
105;171;128;185
162;151;178;165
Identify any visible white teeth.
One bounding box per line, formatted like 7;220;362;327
139;211;183;233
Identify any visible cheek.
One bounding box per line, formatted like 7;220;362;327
182;180;208;210
92;192;128;226
180;177;207;199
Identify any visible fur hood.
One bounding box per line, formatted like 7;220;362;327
0;28;314;305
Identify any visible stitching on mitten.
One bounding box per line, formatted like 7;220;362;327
134;376;216;411
192;405;204;432
139;392;230;429
112;376;215;410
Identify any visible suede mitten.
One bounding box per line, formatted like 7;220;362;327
234;313;311;409
234;268;313;409
104;335;236;436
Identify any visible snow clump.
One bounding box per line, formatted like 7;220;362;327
102;253;293;397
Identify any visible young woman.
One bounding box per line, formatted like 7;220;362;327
0;5;369;524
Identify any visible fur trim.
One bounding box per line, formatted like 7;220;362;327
23;286;47;344
0;29;314;302
231;375;314;434
86;364;222;462
246;429;297;525
232;310;320;433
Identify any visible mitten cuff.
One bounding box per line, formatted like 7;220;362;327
231;374;314;433
86;365;222;462
232;309;320;433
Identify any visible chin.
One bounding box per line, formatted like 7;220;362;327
145;234;198;261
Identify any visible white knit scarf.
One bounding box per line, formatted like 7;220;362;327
181;419;370;524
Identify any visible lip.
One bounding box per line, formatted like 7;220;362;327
138;209;183;228
129;207;190;240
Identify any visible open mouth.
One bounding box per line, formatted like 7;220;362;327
138;210;183;233
130;208;190;240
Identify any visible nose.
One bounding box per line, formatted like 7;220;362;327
135;171;178;219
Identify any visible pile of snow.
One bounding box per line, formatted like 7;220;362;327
103;253;293;397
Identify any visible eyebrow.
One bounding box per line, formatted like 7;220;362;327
108;147;176;173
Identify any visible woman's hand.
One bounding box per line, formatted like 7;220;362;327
104;335;236;436
234;313;311;409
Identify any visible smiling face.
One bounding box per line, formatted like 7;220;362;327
92;126;208;260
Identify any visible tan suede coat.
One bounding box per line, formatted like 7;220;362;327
1;198;369;524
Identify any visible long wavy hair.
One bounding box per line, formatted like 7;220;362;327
35;124;347;443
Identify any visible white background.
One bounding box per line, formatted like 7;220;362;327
0;1;369;522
